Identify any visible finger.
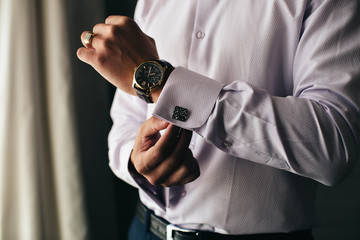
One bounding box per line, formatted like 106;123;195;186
162;165;189;187
80;30;102;51
93;23;111;36
154;125;192;155
166;127;192;155
152;117;171;132
161;151;200;187
145;127;192;177
167;143;200;185
147;124;184;169
88;34;104;50
136;125;181;179
154;124;180;147
132;117;170;174
77;47;96;64
143;117;170;139
177;157;200;185
159;127;193;168
105;15;132;25
149;129;194;185
147;148;185;185
133;119;166;155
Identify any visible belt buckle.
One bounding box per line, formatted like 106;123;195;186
166;224;197;240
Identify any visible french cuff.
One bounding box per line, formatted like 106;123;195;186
153;67;223;129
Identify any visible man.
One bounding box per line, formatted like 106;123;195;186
77;1;360;239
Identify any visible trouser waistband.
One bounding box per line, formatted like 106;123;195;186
135;201;314;240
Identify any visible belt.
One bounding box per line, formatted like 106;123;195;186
135;201;314;240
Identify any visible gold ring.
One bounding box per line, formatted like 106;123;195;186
84;32;95;46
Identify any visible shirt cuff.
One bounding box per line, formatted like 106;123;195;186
153;67;223;129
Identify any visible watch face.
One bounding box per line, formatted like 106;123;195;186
134;61;163;90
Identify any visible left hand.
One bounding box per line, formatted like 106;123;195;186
77;16;159;95
131;117;200;187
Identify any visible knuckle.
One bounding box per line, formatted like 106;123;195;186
151;149;165;161
137;167;146;175
163;182;172;188
136;163;148;175
138;161;155;175
118;16;132;25
108;25;119;35
148;36;156;44
132;161;141;172
182;166;191;178
105;15;115;23
143;162;154;172
102;38;113;48
95;54;108;66
92;24;101;33
147;176;160;186
106;15;134;27
139;122;147;132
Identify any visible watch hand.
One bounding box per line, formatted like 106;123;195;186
147;67;152;77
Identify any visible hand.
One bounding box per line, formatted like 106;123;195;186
77;16;159;95
131;117;200;187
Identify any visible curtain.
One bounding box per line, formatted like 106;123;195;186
0;0;89;239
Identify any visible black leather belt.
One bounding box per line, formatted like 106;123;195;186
135;201;314;240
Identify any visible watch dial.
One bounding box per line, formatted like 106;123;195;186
135;62;163;89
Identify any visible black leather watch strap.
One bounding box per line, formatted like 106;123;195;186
156;59;174;86
133;86;153;103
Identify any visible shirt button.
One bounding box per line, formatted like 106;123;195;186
189;141;196;150
180;190;187;198
196;31;205;39
222;140;232;149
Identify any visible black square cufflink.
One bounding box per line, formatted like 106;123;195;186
172;106;189;122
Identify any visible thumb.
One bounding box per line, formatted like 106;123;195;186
141;117;170;140
149;116;170;133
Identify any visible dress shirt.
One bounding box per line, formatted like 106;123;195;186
108;0;360;235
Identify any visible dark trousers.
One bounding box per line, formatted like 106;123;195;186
128;214;315;240
128;214;161;240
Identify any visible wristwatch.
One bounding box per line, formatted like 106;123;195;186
133;59;174;103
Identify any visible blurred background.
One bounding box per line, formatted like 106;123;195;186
0;0;359;239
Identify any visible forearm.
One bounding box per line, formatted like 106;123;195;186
153;67;360;186
199;83;358;186
108;90;147;188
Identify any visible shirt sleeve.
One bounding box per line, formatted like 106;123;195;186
108;89;147;188
108;90;168;207
153;1;360;186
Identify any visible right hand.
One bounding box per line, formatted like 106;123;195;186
131;117;200;187
77;16;159;96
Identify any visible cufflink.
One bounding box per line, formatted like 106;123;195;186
172;106;189;122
